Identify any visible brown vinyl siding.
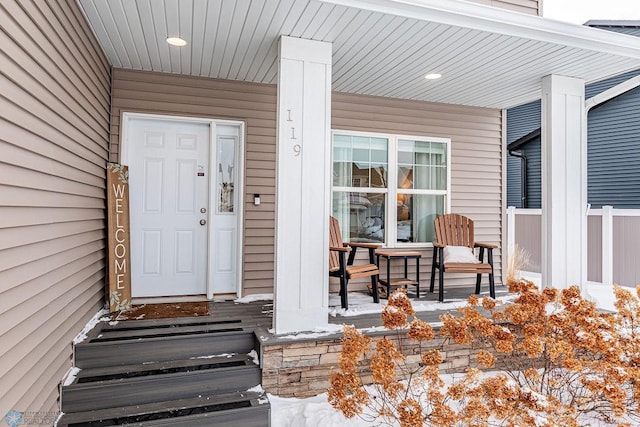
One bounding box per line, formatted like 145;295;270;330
0;0;110;418
469;0;541;15
332;92;504;290
109;70;503;296
109;69;278;294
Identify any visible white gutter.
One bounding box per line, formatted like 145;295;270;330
585;74;640;111
320;0;640;60
581;73;640;289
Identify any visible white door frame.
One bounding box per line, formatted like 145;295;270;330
120;112;245;299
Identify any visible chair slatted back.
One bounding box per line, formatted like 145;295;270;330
434;214;475;248
329;216;343;271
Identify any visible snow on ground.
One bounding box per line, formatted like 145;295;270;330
518;273;634;313
269;393;373;427
235;293;274;303
269;373;629;426
268;373;484;427
584;282;636;312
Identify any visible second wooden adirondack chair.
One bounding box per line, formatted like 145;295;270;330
430;214;497;302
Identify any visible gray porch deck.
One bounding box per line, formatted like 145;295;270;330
208;285;510;340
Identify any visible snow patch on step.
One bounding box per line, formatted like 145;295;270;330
247;384;264;393
73;309;109;344
190;353;236;359
62;367;81;386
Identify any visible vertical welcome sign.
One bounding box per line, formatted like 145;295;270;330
107;163;132;312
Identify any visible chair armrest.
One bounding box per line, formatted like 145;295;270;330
330;246;351;253
475;242;498;249
345;242;382;249
433;241;445;248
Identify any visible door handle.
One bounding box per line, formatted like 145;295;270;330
200;219;207;226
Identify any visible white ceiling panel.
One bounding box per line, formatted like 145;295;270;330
80;0;121;67
148;0;172;72
78;0;640;108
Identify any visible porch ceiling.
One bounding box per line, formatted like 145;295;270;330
78;0;640;109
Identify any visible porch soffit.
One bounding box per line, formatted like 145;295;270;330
78;0;640;109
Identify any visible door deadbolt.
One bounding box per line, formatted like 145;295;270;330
200;219;207;226
200;208;207;213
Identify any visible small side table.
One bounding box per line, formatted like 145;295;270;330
375;249;422;299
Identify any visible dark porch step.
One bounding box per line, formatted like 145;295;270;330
57;391;269;427
72;353;256;384
61;363;261;413
92;321;245;342
74;329;256;369
97;316;242;331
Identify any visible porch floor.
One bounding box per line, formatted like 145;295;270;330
207;284;510;342
327;285;510;330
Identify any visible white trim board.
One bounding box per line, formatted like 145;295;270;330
586;74;640;111
320;0;640;58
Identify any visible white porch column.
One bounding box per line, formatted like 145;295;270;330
273;36;332;334
541;75;587;289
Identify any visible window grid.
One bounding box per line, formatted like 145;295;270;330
331;130;451;248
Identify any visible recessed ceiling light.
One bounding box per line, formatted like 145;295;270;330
424;73;442;80
166;37;187;47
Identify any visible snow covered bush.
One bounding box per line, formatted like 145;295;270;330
328;281;640;426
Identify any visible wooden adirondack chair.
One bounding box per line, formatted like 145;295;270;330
329;216;382;309
429;214;497;302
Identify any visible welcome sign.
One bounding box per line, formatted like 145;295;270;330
107;163;132;312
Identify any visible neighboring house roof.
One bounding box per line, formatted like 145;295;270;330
508;128;540;152
585;20;640;37
508;21;640;149
586;20;640;26
507;21;640;209
507;69;640;151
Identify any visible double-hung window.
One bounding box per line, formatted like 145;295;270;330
332;131;450;247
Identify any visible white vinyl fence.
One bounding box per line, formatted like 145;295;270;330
506;206;640;287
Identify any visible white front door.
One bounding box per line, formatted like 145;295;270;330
128;118;210;297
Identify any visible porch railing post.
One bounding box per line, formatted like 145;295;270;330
507;206;516;262
602;205;614;287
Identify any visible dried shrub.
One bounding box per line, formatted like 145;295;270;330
506;243;530;285
328;283;640;426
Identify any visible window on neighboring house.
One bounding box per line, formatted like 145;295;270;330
332;131;450;247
